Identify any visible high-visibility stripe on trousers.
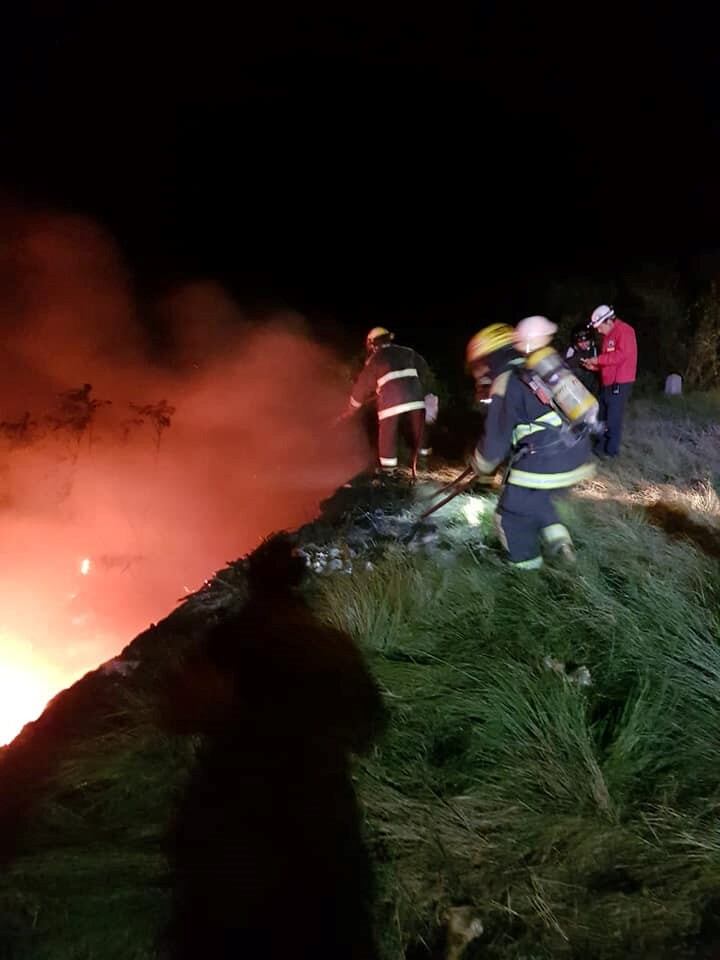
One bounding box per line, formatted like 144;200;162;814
378;408;426;469
377;400;426;420
496;484;574;567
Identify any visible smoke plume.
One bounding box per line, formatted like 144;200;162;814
0;209;369;743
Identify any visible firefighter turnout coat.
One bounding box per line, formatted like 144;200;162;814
472;367;595;490
350;344;431;421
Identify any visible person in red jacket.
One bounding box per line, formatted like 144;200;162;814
581;304;637;458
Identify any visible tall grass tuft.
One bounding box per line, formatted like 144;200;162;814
314;393;720;958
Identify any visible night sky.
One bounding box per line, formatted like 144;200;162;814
1;3;718;325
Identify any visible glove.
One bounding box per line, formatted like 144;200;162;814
424;393;439;424
469;450;486;477
469;447;498;478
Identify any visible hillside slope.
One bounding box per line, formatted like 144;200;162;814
1;394;720;959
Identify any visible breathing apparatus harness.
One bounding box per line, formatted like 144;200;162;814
512;353;602;464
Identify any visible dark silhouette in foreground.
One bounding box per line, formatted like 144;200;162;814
164;534;387;960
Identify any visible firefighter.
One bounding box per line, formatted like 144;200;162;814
466;319;596;569
565;324;599;395
342;327;436;478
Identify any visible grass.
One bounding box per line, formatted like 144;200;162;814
0;392;719;958
310;393;720;958
0;655;197;960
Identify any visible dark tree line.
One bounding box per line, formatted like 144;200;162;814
0;385;175;450
547;263;720;390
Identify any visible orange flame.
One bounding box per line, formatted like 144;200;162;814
0;636;62;745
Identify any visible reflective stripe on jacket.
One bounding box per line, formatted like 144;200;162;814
351;344;432;418
472;368;594;489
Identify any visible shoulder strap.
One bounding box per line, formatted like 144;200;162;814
517;366;593;437
516;368;555;409
490;369;513;398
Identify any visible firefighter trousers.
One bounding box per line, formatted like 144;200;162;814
496;484;573;569
378;409;426;469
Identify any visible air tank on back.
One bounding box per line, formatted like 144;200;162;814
514;316;600;429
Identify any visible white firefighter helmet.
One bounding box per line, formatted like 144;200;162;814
590;304;615;327
514;315;558;354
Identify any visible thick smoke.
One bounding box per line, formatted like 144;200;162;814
0;210;369;743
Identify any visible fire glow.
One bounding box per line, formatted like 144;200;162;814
0;209;369;747
0;635;62;747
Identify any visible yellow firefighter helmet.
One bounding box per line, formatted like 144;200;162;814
366;326;394;347
466;324;515;365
